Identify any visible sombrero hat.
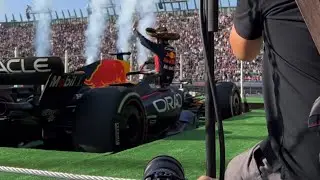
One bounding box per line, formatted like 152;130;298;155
145;27;180;41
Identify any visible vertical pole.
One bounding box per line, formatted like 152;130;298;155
204;0;223;178
13;47;19;88
14;47;18;57
129;57;133;81
240;61;244;98
179;54;183;88
64;50;68;73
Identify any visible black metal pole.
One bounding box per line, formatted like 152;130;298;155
205;68;216;178
208;0;226;178
202;0;225;179
205;0;216;176
199;0;216;177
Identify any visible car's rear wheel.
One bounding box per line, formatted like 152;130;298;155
73;87;146;153
118;101;144;150
216;82;242;119
231;91;241;117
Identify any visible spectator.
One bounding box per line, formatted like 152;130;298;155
0;10;263;82
26;5;32;21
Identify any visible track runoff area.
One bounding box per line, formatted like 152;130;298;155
0;97;266;179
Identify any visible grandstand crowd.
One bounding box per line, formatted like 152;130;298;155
0;10;262;82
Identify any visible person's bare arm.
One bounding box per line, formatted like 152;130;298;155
229;25;263;61
229;0;263;61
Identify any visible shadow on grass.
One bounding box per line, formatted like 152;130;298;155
230;122;266;127
165;130;232;141
77;156;149;170
225;114;266;121
197;115;266;125
225;135;267;141
245;111;266;116
199;118;266;127
165;128;266;141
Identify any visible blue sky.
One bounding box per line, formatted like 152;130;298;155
0;0;237;22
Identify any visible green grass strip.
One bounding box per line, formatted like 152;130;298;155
0;110;267;179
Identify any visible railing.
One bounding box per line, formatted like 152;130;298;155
179;81;263;96
1;0;237;24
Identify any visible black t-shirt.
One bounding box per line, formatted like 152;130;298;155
234;0;320;179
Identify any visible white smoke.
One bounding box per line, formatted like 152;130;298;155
136;0;156;66
33;0;52;57
85;0;108;65
116;0;138;54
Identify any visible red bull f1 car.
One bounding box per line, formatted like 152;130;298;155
0;53;242;153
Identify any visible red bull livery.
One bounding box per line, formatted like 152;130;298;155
0;53;242;155
84;59;130;88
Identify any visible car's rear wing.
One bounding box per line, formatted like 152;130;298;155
0;57;64;85
109;52;131;61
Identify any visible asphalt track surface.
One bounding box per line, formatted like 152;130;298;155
0;106;267;179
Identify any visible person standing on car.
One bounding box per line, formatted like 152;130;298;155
223;0;320;179
133;22;180;87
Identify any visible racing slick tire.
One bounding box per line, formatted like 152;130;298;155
216;82;242;119
73;86;146;153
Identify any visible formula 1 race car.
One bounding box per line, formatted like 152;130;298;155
0;53;242;153
179;81;243;120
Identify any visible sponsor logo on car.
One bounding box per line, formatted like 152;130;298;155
152;93;183;113
114;122;120;145
48;74;84;87
0;58;51;73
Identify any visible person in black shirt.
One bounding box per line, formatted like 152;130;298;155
133;23;180;87
225;0;320;179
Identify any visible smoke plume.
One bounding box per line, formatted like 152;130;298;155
33;0;52;57
136;0;156;66
85;0;108;65
116;0;138;55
